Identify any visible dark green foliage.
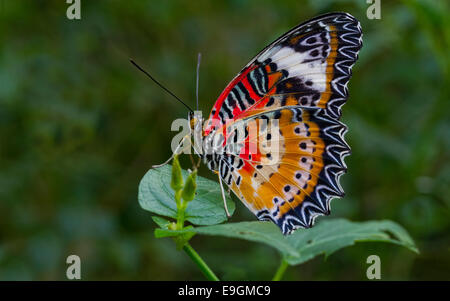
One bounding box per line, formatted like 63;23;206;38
0;0;448;280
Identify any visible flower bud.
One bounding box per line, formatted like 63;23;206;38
181;170;197;203
170;155;183;192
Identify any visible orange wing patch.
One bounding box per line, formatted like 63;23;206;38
222;107;347;233
317;25;338;109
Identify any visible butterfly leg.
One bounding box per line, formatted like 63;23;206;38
152;135;190;168
218;162;231;218
189;154;197;169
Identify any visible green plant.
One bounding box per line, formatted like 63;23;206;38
138;156;418;281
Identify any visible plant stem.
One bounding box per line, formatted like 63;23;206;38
272;258;289;281
176;201;186;230
183;243;220;281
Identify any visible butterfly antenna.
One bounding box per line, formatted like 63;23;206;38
130;59;194;112
196;53;202;111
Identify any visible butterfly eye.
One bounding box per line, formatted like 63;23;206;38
190;117;196;130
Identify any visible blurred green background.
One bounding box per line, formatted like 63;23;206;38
0;0;449;280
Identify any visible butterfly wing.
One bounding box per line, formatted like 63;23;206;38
215;107;349;234
204;12;362;234
204;12;362;137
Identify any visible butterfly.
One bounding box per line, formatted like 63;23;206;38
175;12;362;235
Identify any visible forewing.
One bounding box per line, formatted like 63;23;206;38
204;12;362;137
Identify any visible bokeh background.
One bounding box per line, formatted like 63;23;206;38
0;0;449;280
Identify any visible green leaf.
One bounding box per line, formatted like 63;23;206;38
151;216;172;229
283;219;419;265
139;165;235;225
156;218;418;266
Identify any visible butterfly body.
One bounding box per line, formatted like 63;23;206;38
189;12;362;235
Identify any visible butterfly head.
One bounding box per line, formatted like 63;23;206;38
188;111;204;135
